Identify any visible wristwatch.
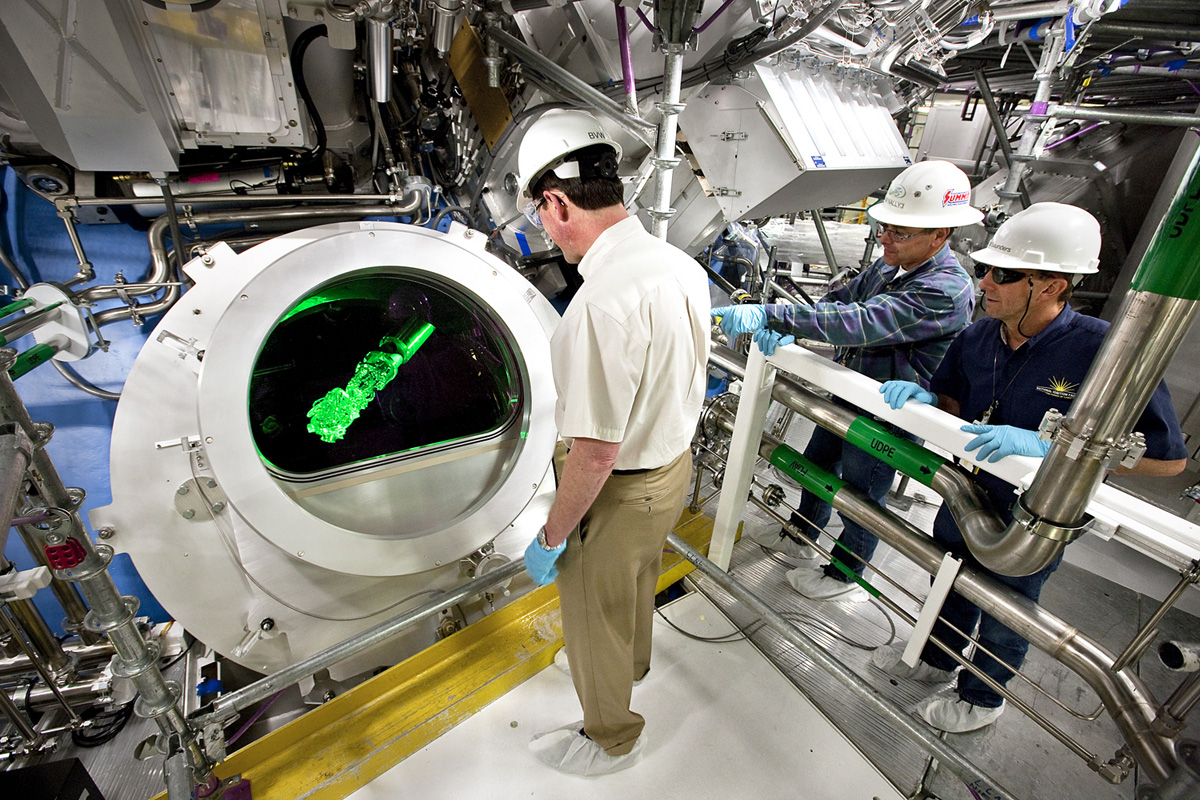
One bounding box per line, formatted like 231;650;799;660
537;526;558;551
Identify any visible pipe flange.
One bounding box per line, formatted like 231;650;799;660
83;594;141;634
1012;499;1088;543
135;679;183;721
700;392;739;448
60;543;115;582
111;640;163;680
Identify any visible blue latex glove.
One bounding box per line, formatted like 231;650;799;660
711;305;768;340
879;380;937;410
524;534;567;586
961;423;1050;463
753;328;795;356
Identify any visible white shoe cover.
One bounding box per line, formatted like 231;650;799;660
774;527;819;560
917;691;1004;733
785;566;869;602
871;644;957;683
529;722;645;776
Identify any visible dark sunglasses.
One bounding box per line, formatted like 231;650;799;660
974;263;1030;285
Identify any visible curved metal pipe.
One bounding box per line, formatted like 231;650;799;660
704;391;1177;782
708;345;1050;576
86;198;420;326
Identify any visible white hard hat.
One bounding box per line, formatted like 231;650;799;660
868;160;984;228
516;109;623;202
972;202;1101;281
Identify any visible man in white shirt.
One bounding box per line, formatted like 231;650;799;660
517;109;711;776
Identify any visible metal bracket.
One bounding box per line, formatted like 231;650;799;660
157;329;205;363
717;131;748;141
1038;408;1147;468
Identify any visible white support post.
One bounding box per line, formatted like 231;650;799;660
710;347;776;570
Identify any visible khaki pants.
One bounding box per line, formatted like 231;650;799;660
555;446;692;756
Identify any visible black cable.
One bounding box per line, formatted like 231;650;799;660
432;205;474;229
698;256;739;297
290;25;329;168
654;604;755;643
71;699;136;747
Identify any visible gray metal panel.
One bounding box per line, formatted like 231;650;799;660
0;0;178;171
680;59;910;221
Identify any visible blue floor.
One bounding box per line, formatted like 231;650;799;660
1;167;166;628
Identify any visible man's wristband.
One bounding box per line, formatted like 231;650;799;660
537;526;558;551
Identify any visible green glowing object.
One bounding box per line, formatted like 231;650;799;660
306;318;435;443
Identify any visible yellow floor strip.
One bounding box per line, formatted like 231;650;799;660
185;512;716;800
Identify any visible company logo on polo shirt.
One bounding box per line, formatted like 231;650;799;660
1037;376;1078;399
943;189;970;207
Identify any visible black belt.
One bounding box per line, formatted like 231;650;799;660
612;466;653;475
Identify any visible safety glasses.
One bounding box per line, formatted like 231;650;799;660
874;223;929;242
522;199;547;230
974;263;1030;285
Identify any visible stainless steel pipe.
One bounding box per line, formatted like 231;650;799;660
0;348;211;779
86;202;418;326
665;533;1028;800
706;346;1176;781
650;47;685;239
199;556;527;723
1047;105;1200;129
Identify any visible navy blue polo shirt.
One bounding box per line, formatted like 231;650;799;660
929;305;1188;514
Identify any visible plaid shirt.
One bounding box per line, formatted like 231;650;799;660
764;244;974;385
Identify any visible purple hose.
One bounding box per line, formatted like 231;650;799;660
1044;121;1102;150
695;0;737;34
636;7;654;32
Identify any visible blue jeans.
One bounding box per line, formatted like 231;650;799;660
920;504;1063;708
786;424;898;583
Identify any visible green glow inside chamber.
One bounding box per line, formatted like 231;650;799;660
306;318;436;443
250;274;521;477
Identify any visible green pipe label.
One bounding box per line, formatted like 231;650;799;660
1131;151;1200;300
768;445;846;504
845;418;946;487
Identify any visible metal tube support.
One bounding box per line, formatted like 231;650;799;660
0;642;113;680
973;69;1031;208
488;28;657;144
616;5;638;116
17;526;99;645
664;533;1029;800
200;556;527;723
0;349;211;779
809;209;840;270
1046;105;1200;129
54;208;94;286
0;606;80;724
999;30;1064;210
3;589;72;678
1113;562;1200;672
1157;672;1200;736
367;18;394;103
0;660;38;743
650;47;686;239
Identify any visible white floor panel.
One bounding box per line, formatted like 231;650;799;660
346;591;904;800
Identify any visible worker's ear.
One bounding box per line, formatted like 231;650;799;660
543;190;569;223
